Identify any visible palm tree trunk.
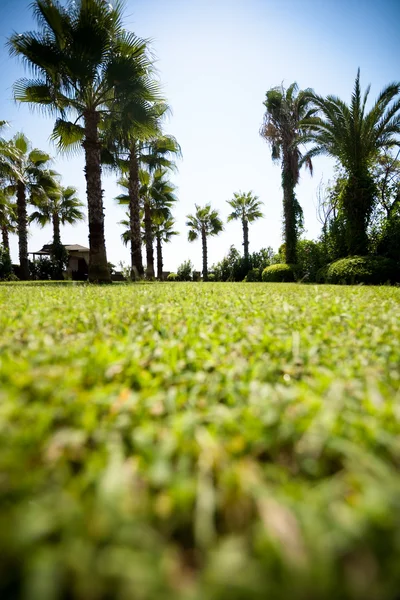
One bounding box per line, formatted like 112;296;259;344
128;145;144;279
83;110;111;283
53;212;61;246
243;219;249;261
156;233;163;280
1;225;10;254
16;181;29;280
201;228;208;281
144;199;155;279
282;167;297;264
343;172;374;255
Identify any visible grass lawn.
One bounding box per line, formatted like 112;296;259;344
1;282;400;599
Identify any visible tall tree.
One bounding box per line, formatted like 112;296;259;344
0;190;17;255
153;216;179;280
9;0;156;282
186;204;223;281
3;133;54;280
260;83;314;264
141;136;181;278
116;167;178;278
300;70;400;255
226;191;264;261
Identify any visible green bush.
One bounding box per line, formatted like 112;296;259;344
262;263;295;282
207;273;216;281
326;255;399;285
244;268;261;282
167;272;177;281
0;246;12;280
177;260;193;281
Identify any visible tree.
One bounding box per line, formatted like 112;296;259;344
116;166;178;278
186;204;223;281
226;191;264;261
141;136;181;278
103;101;165;280
2;133;54;280
153;215;178;280
9;0;156;282
300;70;400;255
0;190;17;256
30;185;85;246
260;83;314;263
30;184;85;278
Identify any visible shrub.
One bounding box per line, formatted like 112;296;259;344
326;255;399;285
207;273;216;281
245;268;261;282
262;263;295;282
167;272;177;281
177;260;193;281
0;246;12;280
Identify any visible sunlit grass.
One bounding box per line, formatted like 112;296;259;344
1;282;400;599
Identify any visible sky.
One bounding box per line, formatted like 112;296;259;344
0;0;399;272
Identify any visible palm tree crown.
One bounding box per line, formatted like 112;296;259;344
227;191;264;260
300;70;400;254
30;185;85;245
186;204;223;281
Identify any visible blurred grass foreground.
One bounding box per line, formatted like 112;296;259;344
1;282;400;599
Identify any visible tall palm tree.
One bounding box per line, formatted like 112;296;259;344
141;135;181;278
9;0;156;282
260;83;314;264
30;185;85;247
0;190;17;254
154;215;179;280
116;167;178;278
102;101;165;280
3;133;54;280
227;191;264;261
186;204;223;281
300;71;400;255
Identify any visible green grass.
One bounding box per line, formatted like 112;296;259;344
1;282;400;599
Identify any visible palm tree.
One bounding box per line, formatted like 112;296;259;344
9;0;156;282
300;70;400;255
227;191;264;261
30;185;85;247
186;204;223;281
0;190;17;255
3;133;54;280
260;83;314;264
102;101;165;280
154;216;179;280
116;167;178;278
141;136;181;278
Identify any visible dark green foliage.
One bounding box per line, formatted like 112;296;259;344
0;245;12;279
244;268;261;282
326;256;399;285
177;260;193;281
50;242;69;280
212;246;274;281
262;263;295;282
296;239;326;282
1;283;400;599
376;216;400;261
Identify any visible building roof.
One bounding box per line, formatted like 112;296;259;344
30;243;89;255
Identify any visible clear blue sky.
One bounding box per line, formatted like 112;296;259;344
0;0;399;271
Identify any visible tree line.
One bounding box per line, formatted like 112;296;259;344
0;0;399;283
